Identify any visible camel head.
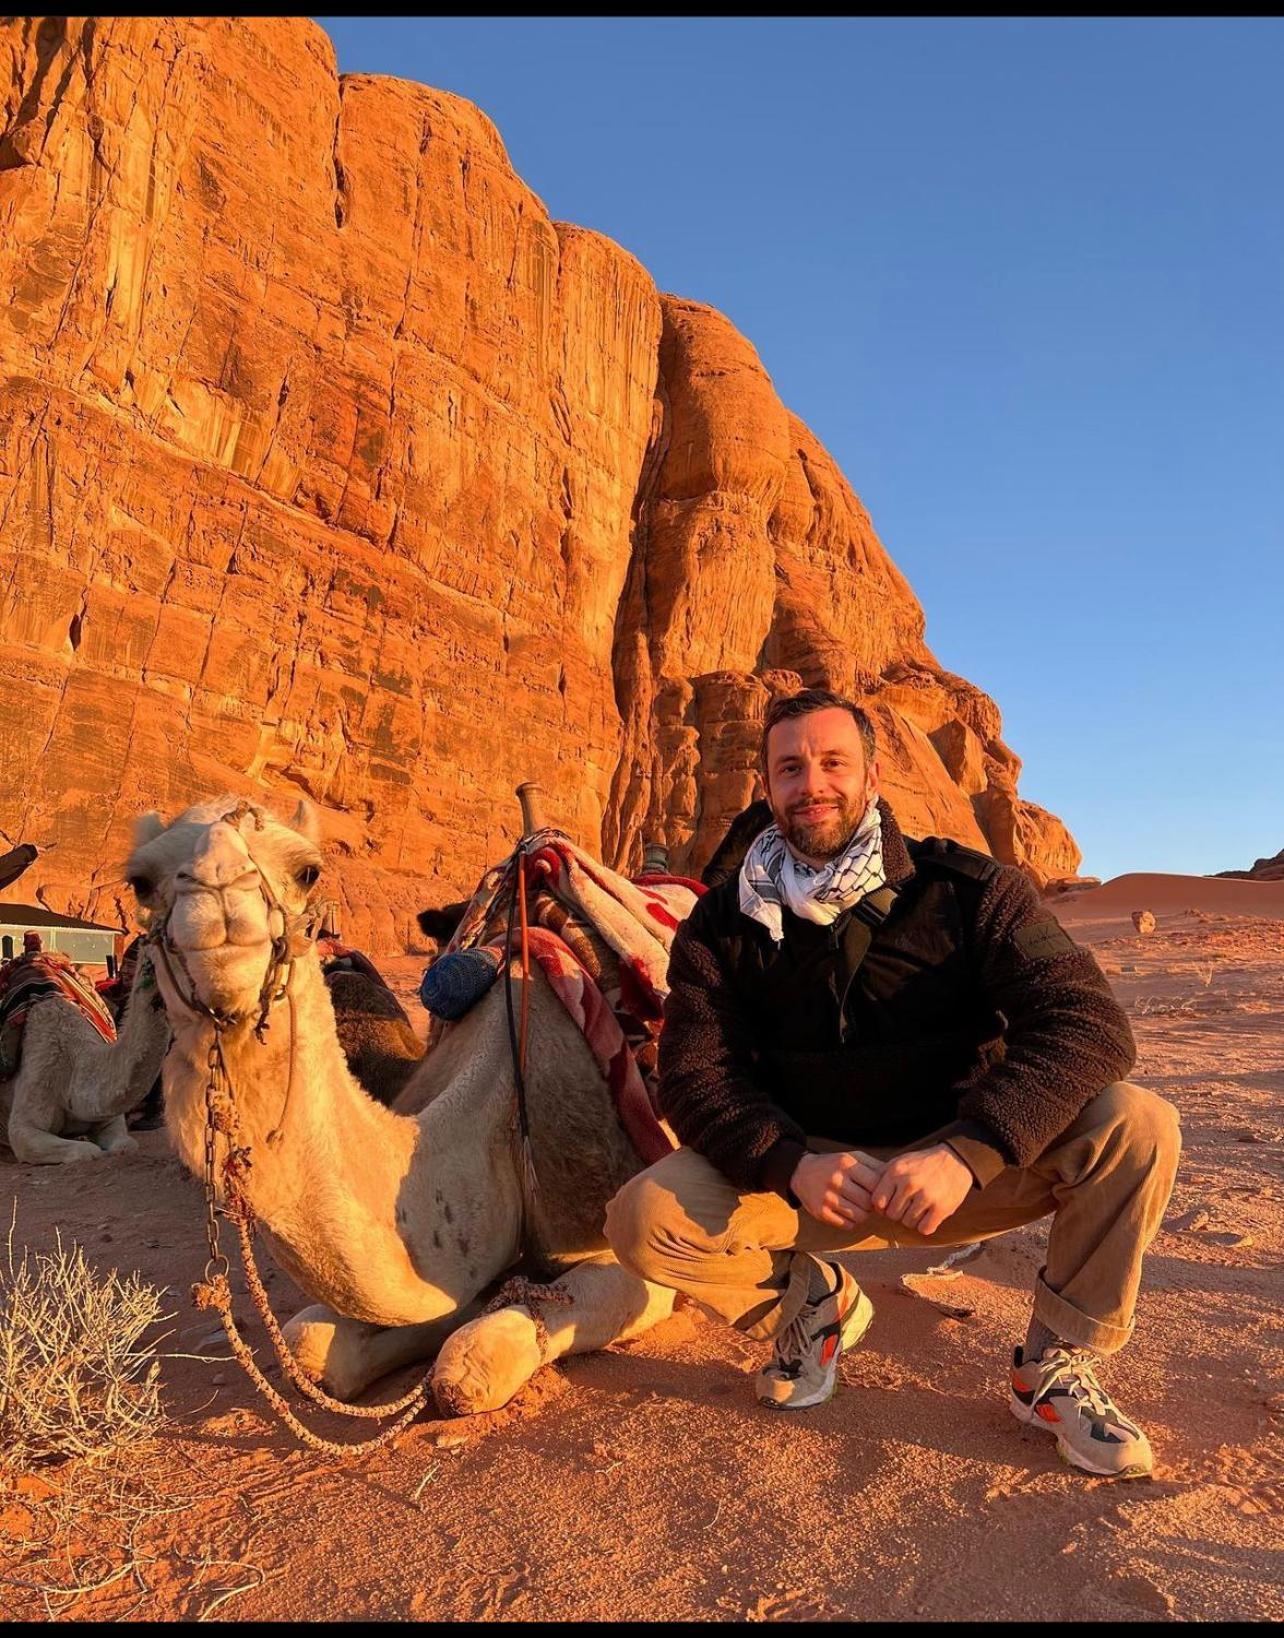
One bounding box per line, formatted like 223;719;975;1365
126;796;323;1024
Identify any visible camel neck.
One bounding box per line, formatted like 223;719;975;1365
66;959;170;1122
162;956;519;1327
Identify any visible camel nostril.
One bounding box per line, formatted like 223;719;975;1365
176;865;262;894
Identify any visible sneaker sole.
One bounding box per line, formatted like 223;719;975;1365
758;1288;874;1411
1009;1394;1152;1480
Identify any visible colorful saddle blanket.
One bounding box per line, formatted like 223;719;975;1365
0;952;117;1077
435;833;705;1164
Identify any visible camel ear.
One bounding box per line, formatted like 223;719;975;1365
290;799;321;845
133;812;166;848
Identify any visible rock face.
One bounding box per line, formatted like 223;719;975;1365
1216;850;1284;883
0;17;1080;950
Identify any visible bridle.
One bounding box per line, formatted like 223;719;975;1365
145;800;321;1041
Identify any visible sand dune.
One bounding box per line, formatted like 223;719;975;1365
1055;871;1284;928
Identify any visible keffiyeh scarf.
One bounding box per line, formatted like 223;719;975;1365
739;797;886;944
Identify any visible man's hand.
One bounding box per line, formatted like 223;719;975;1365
868;1143;973;1236
790;1150;885;1228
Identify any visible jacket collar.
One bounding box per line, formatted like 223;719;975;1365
876;798;915;888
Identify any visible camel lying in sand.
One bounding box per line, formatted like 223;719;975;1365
128;796;677;1415
0;949;171;1164
321;946;424;1107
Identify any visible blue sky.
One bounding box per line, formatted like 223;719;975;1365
318;18;1283;881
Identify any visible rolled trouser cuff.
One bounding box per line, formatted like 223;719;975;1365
1033;1266;1134;1356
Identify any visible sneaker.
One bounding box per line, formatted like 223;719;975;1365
1009;1345;1154;1478
756;1259;874;1410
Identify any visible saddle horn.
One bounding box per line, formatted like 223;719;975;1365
641;840;670;876
516;782;546;837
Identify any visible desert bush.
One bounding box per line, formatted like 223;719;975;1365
0;1225;169;1469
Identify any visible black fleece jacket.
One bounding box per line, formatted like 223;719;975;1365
659;801;1136;1198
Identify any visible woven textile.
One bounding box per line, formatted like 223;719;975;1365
739;796;886;944
0;951;117;1076
438;832;704;1162
419;947;503;1020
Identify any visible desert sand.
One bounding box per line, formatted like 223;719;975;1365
1;872;1280;1622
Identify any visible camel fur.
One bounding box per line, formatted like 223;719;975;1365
325;961;425;1108
128;796;676;1416
0;948;171;1164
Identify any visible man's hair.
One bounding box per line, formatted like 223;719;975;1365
760;688;876;770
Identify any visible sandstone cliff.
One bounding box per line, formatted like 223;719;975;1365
0;17;1079;950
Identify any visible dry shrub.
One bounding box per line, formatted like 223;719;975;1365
0;1223;170;1470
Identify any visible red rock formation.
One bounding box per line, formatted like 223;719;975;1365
0;17;1080;950
1215;850;1284;883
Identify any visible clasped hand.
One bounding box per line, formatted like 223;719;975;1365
789;1143;972;1237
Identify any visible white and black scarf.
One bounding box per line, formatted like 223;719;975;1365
738;797;886;944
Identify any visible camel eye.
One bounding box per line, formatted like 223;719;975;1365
127;873;154;899
296;863;321;890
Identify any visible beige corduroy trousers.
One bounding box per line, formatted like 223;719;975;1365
605;1081;1181;1355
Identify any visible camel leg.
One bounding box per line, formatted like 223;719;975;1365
432;1256;676;1417
8;1115;104;1165
282;1299;487;1401
92;1116;138;1155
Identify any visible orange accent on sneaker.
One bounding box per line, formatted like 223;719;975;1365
1036;1403;1061;1424
820;1335;838;1367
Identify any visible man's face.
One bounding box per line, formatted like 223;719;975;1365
764;707;879;866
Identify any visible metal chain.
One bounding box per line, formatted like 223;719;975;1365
191;1020;437;1457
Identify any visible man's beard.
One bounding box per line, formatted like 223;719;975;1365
775;789;871;862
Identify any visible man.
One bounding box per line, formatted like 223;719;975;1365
606;688;1180;1479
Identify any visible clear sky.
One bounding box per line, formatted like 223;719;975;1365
317;18;1283;881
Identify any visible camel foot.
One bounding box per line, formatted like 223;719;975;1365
282;1303;480;1402
433;1260;678;1416
10;1133;104;1164
432;1308;543;1417
94;1118;138;1155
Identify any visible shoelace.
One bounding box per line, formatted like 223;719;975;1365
773;1285;834;1373
1039;1347;1115;1420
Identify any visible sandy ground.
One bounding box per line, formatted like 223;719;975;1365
2;873;1281;1621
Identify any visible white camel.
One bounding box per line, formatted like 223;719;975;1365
128;796;677;1416
1;949;170;1164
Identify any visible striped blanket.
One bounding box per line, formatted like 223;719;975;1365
0;952;117;1077
442;834;705;1163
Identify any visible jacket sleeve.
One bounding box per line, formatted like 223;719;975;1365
658;901;810;1198
939;866;1136;1184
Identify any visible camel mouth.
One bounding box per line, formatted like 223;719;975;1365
159;938;277;1019
151;892;280;1016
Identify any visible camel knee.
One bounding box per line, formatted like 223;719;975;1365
1095;1081;1182;1169
8;1119;101;1165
